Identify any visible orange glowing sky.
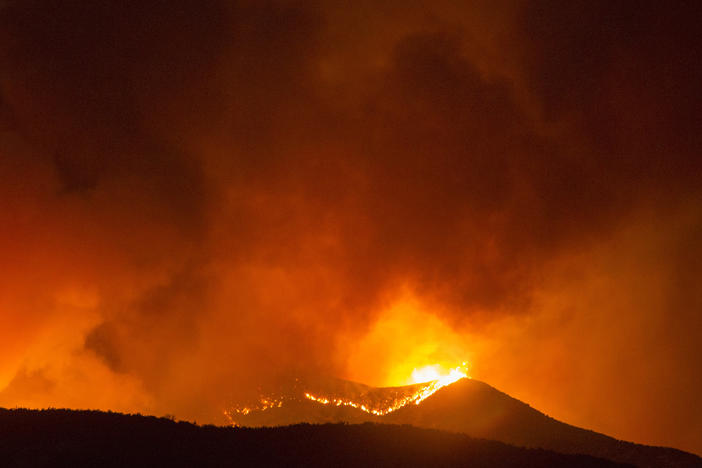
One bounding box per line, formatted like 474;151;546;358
0;0;701;456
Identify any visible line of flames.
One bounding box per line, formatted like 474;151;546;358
224;367;468;425
304;367;468;416
224;397;284;424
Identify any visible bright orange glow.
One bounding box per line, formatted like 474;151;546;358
3;1;702;456
344;295;474;387
411;365;444;384
304;365;469;415
410;363;469;384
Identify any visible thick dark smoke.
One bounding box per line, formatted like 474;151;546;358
0;0;700;454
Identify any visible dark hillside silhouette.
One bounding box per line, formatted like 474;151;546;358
385;379;702;468
231;378;702;468
0;408;629;468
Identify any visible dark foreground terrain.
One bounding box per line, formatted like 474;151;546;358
0;408;630;468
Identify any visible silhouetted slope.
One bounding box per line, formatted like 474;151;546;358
383;379;701;468
230;378;701;468
0;408;628;468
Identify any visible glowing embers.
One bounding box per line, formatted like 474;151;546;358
304;393;389;416
223;397;285;425
304;365;468;416
223;364;469;426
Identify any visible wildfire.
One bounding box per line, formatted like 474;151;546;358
223;363;469;425
304;393;389;415
304;364;469;416
223;397;285;425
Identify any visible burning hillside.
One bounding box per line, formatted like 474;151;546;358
224;365;469;426
223;376;701;468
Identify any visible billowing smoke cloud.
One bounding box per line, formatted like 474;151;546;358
0;0;700;454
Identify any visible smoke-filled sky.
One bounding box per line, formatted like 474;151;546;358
1;0;701;454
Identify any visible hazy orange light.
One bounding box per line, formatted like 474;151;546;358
411;365;443;383
410;363;469;384
344;293;474;387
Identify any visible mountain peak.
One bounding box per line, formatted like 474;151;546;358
225;376;701;468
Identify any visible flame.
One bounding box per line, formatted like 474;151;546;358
304;393;388;415
304;364;469;416
223;364;469;425
410;365;444;383
223;396;286;425
410;363;469;384
416;364;468;383
343;296;474;388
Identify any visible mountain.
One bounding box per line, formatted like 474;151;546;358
226;377;701;468
384;379;701;468
0;408;628;468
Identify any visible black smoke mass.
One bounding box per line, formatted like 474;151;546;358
0;0;700;454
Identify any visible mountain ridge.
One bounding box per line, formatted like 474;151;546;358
228;377;701;468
